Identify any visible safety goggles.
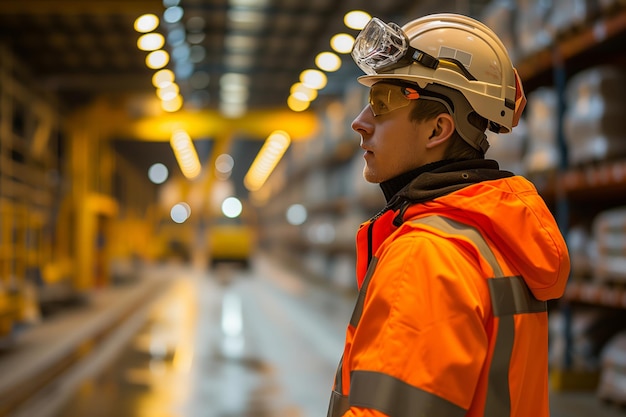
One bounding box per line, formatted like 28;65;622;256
352;18;439;75
352;18;476;81
368;82;421;116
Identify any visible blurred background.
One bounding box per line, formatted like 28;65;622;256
1;0;626;416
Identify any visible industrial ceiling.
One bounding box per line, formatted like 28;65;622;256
0;0;490;199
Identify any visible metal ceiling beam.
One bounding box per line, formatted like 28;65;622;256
0;0;162;15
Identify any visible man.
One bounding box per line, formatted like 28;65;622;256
327;13;570;417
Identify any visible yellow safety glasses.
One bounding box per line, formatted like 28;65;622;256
368;82;421;116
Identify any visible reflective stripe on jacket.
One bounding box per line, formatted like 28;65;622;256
327;212;556;417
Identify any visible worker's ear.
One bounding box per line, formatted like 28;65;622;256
425;113;455;149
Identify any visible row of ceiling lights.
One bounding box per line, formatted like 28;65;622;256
134;3;373;208
286;10;371;112
134;3;372;117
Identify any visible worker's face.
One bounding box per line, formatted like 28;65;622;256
351;85;435;184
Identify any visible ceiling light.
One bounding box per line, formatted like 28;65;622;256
215;154;235;175
290;83;317;101
229;0;269;7
170;130;201;179
330;33;355;54
170;202;191;223
220;73;250;87
220;88;249;103
134;14;159;33
222;197;243;219
220;102;247;119
315;51;341;72
157;83;180;101
137;33;165;51
224;35;257;51
164;6;184;24
148;163;169;184
344;10;371;30
227;10;266;26
146;50;170;69
300;69;327;90
287;95;310;112
152;69;175;88
286;204;308;226
244;130;291;191
162;95;183;112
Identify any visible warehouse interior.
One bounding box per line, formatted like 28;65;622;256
2;0;626;416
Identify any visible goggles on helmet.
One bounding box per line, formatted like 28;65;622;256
352;18;477;82
352;18;439;76
368;81;421;116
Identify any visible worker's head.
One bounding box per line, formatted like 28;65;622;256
350;13;526;182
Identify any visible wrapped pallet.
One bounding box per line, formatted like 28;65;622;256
515;0;554;57
592;207;626;283
547;0;598;35
598;331;626;405
564;66;626;166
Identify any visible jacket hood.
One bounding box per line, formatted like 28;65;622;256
398;161;570;301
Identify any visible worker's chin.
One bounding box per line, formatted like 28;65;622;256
362;167;383;184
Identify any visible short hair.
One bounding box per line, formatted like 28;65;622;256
409;99;487;160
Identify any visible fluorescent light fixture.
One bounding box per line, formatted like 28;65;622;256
244;130;291;191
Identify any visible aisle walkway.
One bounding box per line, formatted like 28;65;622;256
2;255;624;417
53;257;354;417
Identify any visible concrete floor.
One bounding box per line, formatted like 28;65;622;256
1;255;624;417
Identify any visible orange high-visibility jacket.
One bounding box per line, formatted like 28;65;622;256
328;171;570;417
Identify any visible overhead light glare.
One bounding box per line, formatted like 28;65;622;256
244;130;291;191
315;51;341;72
287;95;310;112
137;33;165;51
300;69;327;90
344;10;371;30
222;197;243;219
157;83;180;101
146;50;170;69
170;202;191;223
134;14;159;33
227;10;266;26
220;102;247;119
162;95;183;112
220;73;250;88
170;130;202;179
330;33;355;54
290;83;317;102
148;163;169;184
164;6;184;24
152;69;175;88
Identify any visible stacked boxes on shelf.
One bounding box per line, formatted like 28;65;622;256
564;66;626;166
592;207;626;283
